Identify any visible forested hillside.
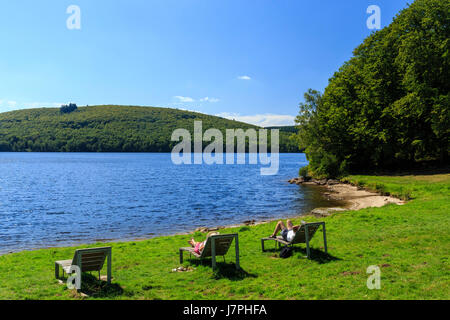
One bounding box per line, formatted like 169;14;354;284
294;0;449;178
0;105;299;152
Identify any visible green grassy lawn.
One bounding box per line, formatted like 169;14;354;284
0;174;448;300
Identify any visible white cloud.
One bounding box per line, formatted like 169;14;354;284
237;75;251;80
0;100;64;112
200;97;220;103
216;112;296;127
22;102;63;108
174;96;195;103
0;100;18;112
173;96;220;104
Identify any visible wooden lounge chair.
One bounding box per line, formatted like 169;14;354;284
179;234;240;270
261;222;327;259
55;247;112;287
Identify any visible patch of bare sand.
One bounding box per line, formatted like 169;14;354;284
326;183;405;211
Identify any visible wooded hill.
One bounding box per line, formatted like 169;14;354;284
0;105;299;153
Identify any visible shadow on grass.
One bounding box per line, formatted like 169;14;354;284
295;247;341;264
264;246;340;264
66;273;124;298
186;259;257;281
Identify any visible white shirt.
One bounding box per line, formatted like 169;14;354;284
287;230;296;242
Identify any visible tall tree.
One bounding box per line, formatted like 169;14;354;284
295;0;449;178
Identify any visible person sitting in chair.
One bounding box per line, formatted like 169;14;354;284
269;220;305;242
187;231;219;255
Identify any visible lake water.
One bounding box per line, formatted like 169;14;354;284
0;153;339;254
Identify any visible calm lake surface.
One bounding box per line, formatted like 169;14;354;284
0;153;339;254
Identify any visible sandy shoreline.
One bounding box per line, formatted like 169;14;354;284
305;181;405;217
326;183;404;210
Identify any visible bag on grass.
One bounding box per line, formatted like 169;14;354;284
279;246;293;258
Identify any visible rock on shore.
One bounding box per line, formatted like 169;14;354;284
311;207;346;217
194;226;225;233
288;177;340;186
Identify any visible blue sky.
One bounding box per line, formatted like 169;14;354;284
0;0;410;126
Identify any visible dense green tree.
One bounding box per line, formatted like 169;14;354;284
295;0;449;178
60;103;78;114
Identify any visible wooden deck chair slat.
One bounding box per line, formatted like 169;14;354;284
80;258;106;265
179;247;202;257
80;261;107;271
80;253;107;260
74;250;108;272
80;254;107;260
291;224;320;244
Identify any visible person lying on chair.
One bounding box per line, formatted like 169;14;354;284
187;231;219;255
269;220;305;242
